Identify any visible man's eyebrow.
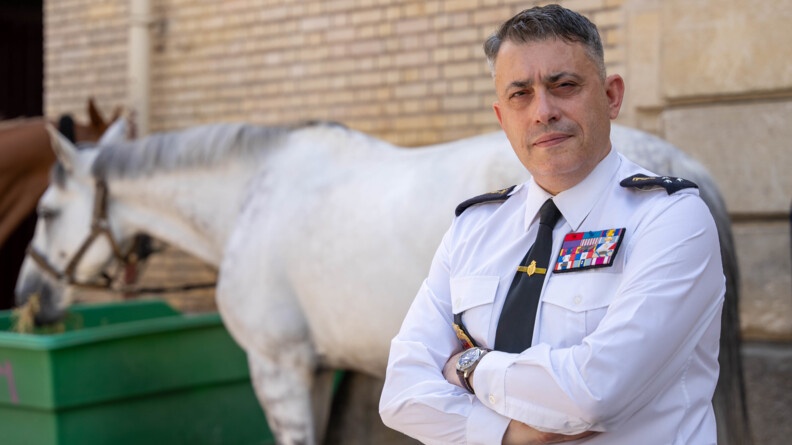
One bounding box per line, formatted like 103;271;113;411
505;79;533;92
546;71;583;83
504;72;584;92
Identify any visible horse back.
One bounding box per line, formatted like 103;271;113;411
0;118;55;244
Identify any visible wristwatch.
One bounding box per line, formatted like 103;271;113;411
456;347;490;394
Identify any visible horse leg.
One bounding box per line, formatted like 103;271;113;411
246;354;337;445
216;275;319;444
247;346;318;445
217;278;326;444
219;204;337;443
311;368;337;444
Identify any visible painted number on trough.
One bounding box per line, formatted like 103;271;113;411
0;360;19;404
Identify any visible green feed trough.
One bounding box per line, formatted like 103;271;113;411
0;300;274;445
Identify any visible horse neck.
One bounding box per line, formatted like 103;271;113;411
108;160;256;266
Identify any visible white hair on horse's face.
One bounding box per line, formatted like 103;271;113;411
50;161;69;188
89;121;336;180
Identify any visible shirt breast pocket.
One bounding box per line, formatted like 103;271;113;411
540;273;619;346
450;276;500;345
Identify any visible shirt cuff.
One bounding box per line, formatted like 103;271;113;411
473;350;509;414
466;399;511;445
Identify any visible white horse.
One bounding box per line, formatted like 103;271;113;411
15;121;749;445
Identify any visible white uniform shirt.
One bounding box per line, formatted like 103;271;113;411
380;149;724;445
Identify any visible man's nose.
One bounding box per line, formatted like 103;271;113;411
531;90;560;125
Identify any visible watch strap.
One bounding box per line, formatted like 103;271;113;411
458;366;475;393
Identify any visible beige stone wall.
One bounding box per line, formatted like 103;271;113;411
44;0;791;341
622;0;792;341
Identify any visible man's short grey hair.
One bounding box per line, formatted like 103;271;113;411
483;4;606;79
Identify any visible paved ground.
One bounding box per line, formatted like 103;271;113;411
743;341;792;445
325;372;419;445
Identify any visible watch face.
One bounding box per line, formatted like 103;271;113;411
457;348;482;371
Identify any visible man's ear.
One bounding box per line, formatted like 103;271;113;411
605;74;625;120
493;101;505;129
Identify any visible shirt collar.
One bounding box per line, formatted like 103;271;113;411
523;178;554;232
522;149;621;232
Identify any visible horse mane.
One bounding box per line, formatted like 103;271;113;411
91;121;337;179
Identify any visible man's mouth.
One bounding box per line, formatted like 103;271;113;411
533;133;571;148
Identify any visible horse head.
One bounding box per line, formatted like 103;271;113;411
15;127;137;324
54;98;123;148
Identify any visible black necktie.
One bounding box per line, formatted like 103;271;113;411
495;199;562;353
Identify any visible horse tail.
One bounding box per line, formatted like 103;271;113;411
674;156;753;445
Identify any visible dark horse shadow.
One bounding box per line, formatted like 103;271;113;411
0;98;120;310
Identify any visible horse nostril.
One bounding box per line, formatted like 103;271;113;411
34;308;64;326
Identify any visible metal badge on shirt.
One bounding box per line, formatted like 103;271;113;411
553;228;626;273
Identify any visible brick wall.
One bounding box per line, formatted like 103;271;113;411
44;0;626;313
44;0;128;117
44;0;625;146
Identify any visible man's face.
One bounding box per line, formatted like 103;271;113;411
492;39;624;194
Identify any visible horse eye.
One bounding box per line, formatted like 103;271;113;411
38;207;59;220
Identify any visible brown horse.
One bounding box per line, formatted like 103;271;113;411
0;99;120;309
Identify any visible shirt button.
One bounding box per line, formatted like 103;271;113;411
488;394;496;404
573;296;582;305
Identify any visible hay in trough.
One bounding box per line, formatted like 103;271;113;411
11;294;40;334
9;294;69;334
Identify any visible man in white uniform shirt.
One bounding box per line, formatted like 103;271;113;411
380;5;724;445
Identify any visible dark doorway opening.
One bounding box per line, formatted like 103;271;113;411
0;0;43;119
0;0;43;310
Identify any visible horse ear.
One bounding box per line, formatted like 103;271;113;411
109;106;123;124
87;97;106;128
97;116;128;145
45;123;79;173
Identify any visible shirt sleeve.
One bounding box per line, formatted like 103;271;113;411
379;222;511;445
472;193;725;434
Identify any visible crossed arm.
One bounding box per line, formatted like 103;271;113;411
442;350;597;445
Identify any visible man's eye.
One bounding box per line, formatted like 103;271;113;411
554;82;578;92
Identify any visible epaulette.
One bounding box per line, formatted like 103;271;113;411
619;174;698;195
455;185;516;216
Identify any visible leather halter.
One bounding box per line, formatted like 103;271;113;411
27;179;133;290
27;179;216;294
